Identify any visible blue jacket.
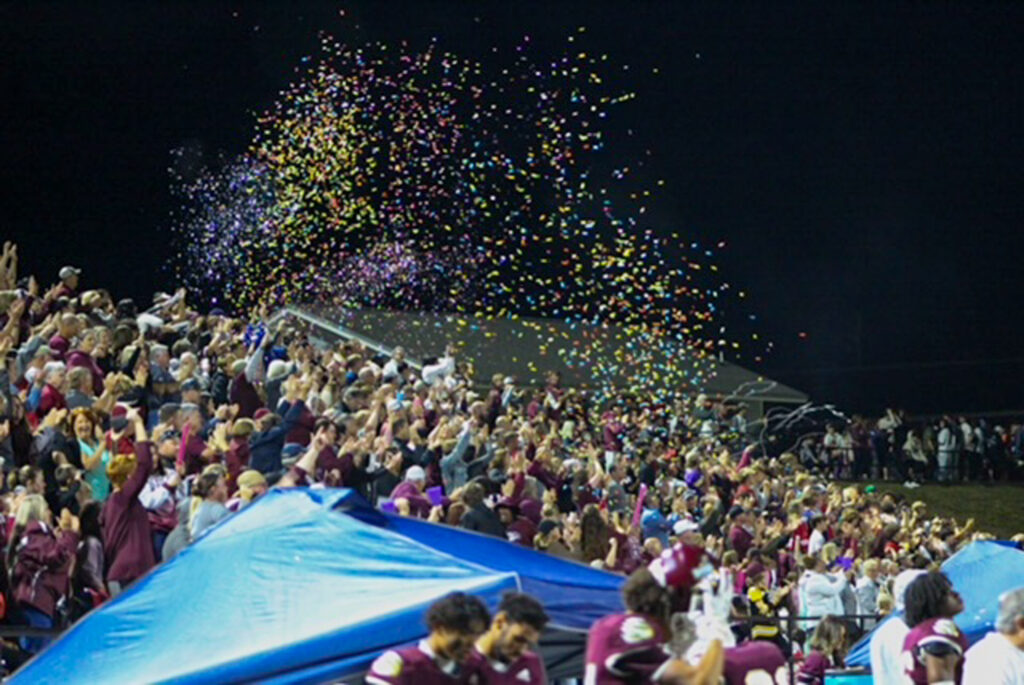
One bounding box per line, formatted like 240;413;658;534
249;400;305;475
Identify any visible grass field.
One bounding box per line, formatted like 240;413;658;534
851;481;1024;539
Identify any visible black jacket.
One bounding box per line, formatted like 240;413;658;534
460;504;506;539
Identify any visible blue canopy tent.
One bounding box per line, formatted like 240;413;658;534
13;489;623;684
845;540;1024;668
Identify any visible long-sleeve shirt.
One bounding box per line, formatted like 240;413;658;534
249;400;305;474
389;481;432;518
102;441;155;584
440;424;492;492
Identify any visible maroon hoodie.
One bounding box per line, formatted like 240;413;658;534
102;441;155;584
66;348;105;396
10;521;78;618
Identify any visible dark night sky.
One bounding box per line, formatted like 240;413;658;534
2;2;1022;415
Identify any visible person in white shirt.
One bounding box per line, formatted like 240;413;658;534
963;586;1024;685
807;515;828;556
798;555;847;634
869;569;926;685
422;344;456;387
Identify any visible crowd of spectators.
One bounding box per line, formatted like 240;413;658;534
0;241;1022;680
795;409;1024;486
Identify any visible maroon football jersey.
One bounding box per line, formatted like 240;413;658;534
584;612;670;684
723;641;788;684
366;640;480;685
902;617;968;685
464;646;547;684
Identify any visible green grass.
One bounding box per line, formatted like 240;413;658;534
853;482;1024;539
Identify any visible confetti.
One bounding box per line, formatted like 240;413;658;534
171;33;760;398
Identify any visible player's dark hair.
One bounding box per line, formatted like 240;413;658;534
622;567;674;627
499;592;549;631
425;592;491;634
904;571;954;628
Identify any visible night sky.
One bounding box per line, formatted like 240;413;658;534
2;2;1022;415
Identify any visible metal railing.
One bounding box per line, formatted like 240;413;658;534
734;613;877;682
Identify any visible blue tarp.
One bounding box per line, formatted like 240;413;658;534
846;540;1024;667
13;488;623;684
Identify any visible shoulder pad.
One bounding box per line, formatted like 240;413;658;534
370;650;404;677
620;616;656;644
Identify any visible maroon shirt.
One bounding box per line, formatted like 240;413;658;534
527;460;561;492
390;481;433;518
367;640;479;685
37;383;67;418
723;641;788;684
283;401;315;447
902;617;968;685
505;516;537;548
10;521;78;618
229;372;262;419
464;646;546;684
102;441;155;584
225;437;251;494
315;446;347;487
728;524;754;559
182;432;208;476
603;416;625;452
584;612;669;684
796;650;832;685
66;348;104;395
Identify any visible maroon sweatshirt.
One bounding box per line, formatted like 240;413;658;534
102;441;155;584
10;521;78;618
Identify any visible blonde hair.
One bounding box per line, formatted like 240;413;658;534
821;542;839;564
107;452;139;490
862;559;880;576
877;592;894;616
15;494;50;528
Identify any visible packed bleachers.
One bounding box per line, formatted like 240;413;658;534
1;245;1022;680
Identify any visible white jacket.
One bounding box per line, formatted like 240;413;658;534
799;570;847;626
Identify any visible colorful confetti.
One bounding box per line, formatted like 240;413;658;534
172;32;759;398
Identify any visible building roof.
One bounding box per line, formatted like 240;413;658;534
280;304;808;405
